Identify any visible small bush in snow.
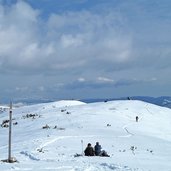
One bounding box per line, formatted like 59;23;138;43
61;109;66;112
130;146;137;154
42;124;50;129
13;122;18;125
22;113;41;119
53;125;57;129
1;119;9;128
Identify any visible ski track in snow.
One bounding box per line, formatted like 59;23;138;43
39;130;135;150
145;104;153;115
11;165;133;171
20;151;40;161
19;131;135;162
0;145;8;150
122;121;135;137
123;126;134;136
39;118;138;149
21;132;135;162
39;135;96;149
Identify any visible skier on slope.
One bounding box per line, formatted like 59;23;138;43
136;116;139;122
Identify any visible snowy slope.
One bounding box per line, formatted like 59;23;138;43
0;100;171;171
0;105;9;114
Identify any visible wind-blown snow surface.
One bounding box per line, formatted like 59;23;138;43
0;100;171;171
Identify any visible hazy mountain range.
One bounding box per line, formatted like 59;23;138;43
83;96;171;108
1;96;171;109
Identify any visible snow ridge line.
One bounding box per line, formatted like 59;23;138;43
39;135;96;149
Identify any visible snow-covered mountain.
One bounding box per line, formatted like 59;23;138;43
0;100;171;171
83;96;171;109
2;96;171;109
129;96;171;108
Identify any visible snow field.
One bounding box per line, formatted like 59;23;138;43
0;100;171;171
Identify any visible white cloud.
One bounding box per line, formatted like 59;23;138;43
16;86;29;92
151;77;157;81
78;78;86;82
38;86;45;91
97;77;114;83
0;1;40;68
61;34;84;48
0;2;133;74
0;0;171;100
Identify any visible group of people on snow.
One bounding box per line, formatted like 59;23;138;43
84;142;110;157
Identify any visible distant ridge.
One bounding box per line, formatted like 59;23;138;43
1;96;171;109
82;96;171;108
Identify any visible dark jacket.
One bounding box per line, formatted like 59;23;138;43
84;146;94;156
94;144;102;156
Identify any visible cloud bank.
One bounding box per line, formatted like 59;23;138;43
0;0;171;100
0;1;132;74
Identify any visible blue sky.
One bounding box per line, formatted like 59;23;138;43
0;0;171;102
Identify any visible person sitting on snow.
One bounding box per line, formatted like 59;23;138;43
94;142;102;156
84;143;94;156
94;142;110;157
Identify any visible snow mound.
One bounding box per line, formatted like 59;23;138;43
45;100;86;108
